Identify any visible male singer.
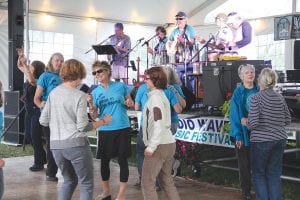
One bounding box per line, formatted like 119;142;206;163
108;22;131;83
168;11;196;58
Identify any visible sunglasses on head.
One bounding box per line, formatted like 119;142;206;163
92;69;106;76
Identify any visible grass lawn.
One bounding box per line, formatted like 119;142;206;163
1;138;299;199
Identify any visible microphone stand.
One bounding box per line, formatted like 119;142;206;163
183;36;188;87
120;40;143;84
85;36;112;54
188;36;215;66
142;33;157;70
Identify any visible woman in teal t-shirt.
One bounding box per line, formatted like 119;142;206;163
88;61;134;200
34;52;64;181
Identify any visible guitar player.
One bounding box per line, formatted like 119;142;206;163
167;11;196;63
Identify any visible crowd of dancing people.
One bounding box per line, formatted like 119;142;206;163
0;10;292;200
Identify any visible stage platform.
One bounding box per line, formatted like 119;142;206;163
2;156;243;200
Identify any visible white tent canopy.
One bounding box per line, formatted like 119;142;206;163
0;0;298;88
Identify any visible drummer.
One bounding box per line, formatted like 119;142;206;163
148;26;169;65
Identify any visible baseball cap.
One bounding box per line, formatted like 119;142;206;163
175;11;187;18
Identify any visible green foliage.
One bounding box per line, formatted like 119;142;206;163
0;144;33;158
220;100;231;134
220;100;230;118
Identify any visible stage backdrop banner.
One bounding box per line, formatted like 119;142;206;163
175;117;235;148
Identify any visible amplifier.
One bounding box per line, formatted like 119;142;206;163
286;69;300;82
3;91;25;144
282;89;300;118
203;60;268;107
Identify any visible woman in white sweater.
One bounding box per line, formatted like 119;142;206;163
141;67;180;200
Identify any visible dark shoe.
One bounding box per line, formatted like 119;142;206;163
46;176;58;182
29;164;44;172
242;193;252;200
155;180;161;191
102;195;111;200
155;185;161;191
133;180;141;187
96;194;111;200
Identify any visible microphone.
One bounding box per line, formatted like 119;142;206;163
137;37;144;42
164;23;174;28
209;33;215;43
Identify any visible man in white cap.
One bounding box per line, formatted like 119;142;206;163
227;12;256;59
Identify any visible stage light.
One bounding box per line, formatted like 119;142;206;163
41;13;53;23
87;18;97;28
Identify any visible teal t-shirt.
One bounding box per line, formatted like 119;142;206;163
169;83;185;123
92;81;130;131
169;24;196;46
243;87;257;117
37;71;62;101
135;83;179;123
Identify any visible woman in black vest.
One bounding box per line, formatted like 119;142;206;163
17;49;46;171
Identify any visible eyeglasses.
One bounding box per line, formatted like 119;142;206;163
176;17;185;21
92;69;106;76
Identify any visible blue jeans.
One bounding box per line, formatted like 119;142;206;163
250;139;286;200
0;168;3;199
136;128;146;179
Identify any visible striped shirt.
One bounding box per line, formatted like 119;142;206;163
247;88;291;142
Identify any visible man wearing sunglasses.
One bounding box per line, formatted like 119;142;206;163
169;11;196;47
167;11;196;90
226;12;256;59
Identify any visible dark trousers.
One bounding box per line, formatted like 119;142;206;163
42;126;58;177
136;128;146;179
235;146;251;196
25;108;46;166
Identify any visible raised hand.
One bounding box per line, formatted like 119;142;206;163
125;97;134;108
16;48;27;70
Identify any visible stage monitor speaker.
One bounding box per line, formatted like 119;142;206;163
294;40;300;69
202;60;268;107
3;91;25;145
8;0;24;91
181;86;195;111
286;69;300;82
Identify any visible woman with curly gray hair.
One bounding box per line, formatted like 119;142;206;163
229;64;258;200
